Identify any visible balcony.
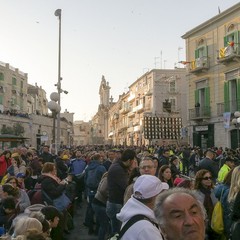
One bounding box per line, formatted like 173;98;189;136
127;126;134;133
189;56;209;74
119;105;131;114
217;45;240;65
128;111;135;118
189;106;211;120
132;103;145;113
128;94;135;102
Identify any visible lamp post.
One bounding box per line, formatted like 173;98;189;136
54;8;62;153
232;111;240;148
47;92;61;152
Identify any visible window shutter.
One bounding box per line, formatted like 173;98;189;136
0;96;3;104
224;81;230;112
195;89;199;104
204;87;210;107
234;31;239;45
203;45;208;57
195;49;199;59
224;36;228;47
237;78;240;111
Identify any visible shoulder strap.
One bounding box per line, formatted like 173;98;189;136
118;214;158;239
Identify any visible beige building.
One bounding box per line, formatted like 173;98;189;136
0;61;73;149
182;2;240;149
107;68;187;146
27;83;48;115
73;120;91;146
0;61;28;113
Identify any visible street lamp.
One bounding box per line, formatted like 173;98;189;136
54;8;62;153
232;111;240;148
47;92;61;150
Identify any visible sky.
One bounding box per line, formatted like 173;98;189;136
0;0;239;121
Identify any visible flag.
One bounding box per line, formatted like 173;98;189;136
223;112;231;128
178;61;190;65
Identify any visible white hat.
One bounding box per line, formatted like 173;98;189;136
133;175;169;199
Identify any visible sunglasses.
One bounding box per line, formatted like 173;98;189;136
202;176;212;180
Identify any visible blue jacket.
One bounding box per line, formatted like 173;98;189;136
214;183;231;237
70;158;86;175
84;160;106;192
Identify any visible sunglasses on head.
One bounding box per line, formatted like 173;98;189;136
202;176;212;180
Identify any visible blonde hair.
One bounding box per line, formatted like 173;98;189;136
228;166;240;202
14;217;42;237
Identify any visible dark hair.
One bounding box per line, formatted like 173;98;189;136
2;183;19;197
25;167;33;178
2;196;16;210
6;176;19;186
128;167;140;185
158;165;171;182
0;150;11;158
121;149;136;162
41;206;60;221
26;152;33;158
194;169;213;189
158;165;173;187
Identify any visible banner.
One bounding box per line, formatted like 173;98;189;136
223;112;231;128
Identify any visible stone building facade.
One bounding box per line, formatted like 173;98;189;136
182;2;240;149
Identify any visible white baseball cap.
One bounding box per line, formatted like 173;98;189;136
133;175;169;199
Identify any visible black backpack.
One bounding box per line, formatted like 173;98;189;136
108;214;159;240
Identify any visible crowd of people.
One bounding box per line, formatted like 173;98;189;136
0;144;239;240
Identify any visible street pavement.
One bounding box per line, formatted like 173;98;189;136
68;200;98;240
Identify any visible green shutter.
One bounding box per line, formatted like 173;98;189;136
224;36;228;47
234;31;240;54
237;78;240;110
195;89;199;104
224;81;230;112
204;87;210;107
0;96;2;104
195;49;199;59
234;31;239;44
0;73;3;81
203;45;208;57
204;87;210;115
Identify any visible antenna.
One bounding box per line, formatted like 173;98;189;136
154;57;160;68
160;50;163;69
178;47;183;68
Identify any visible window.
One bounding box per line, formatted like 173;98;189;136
169;98;176;111
0;73;4;81
12;77;17;85
224;79;240;112
195;45;208;59
195;87;210;111
169;80;176;93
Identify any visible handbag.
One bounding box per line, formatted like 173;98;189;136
211;190;224;234
53;192;71;212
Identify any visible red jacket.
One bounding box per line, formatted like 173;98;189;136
0;155;11;176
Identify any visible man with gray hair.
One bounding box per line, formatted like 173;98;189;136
154;188;206;240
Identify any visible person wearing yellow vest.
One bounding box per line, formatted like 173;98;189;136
217;156;236;183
